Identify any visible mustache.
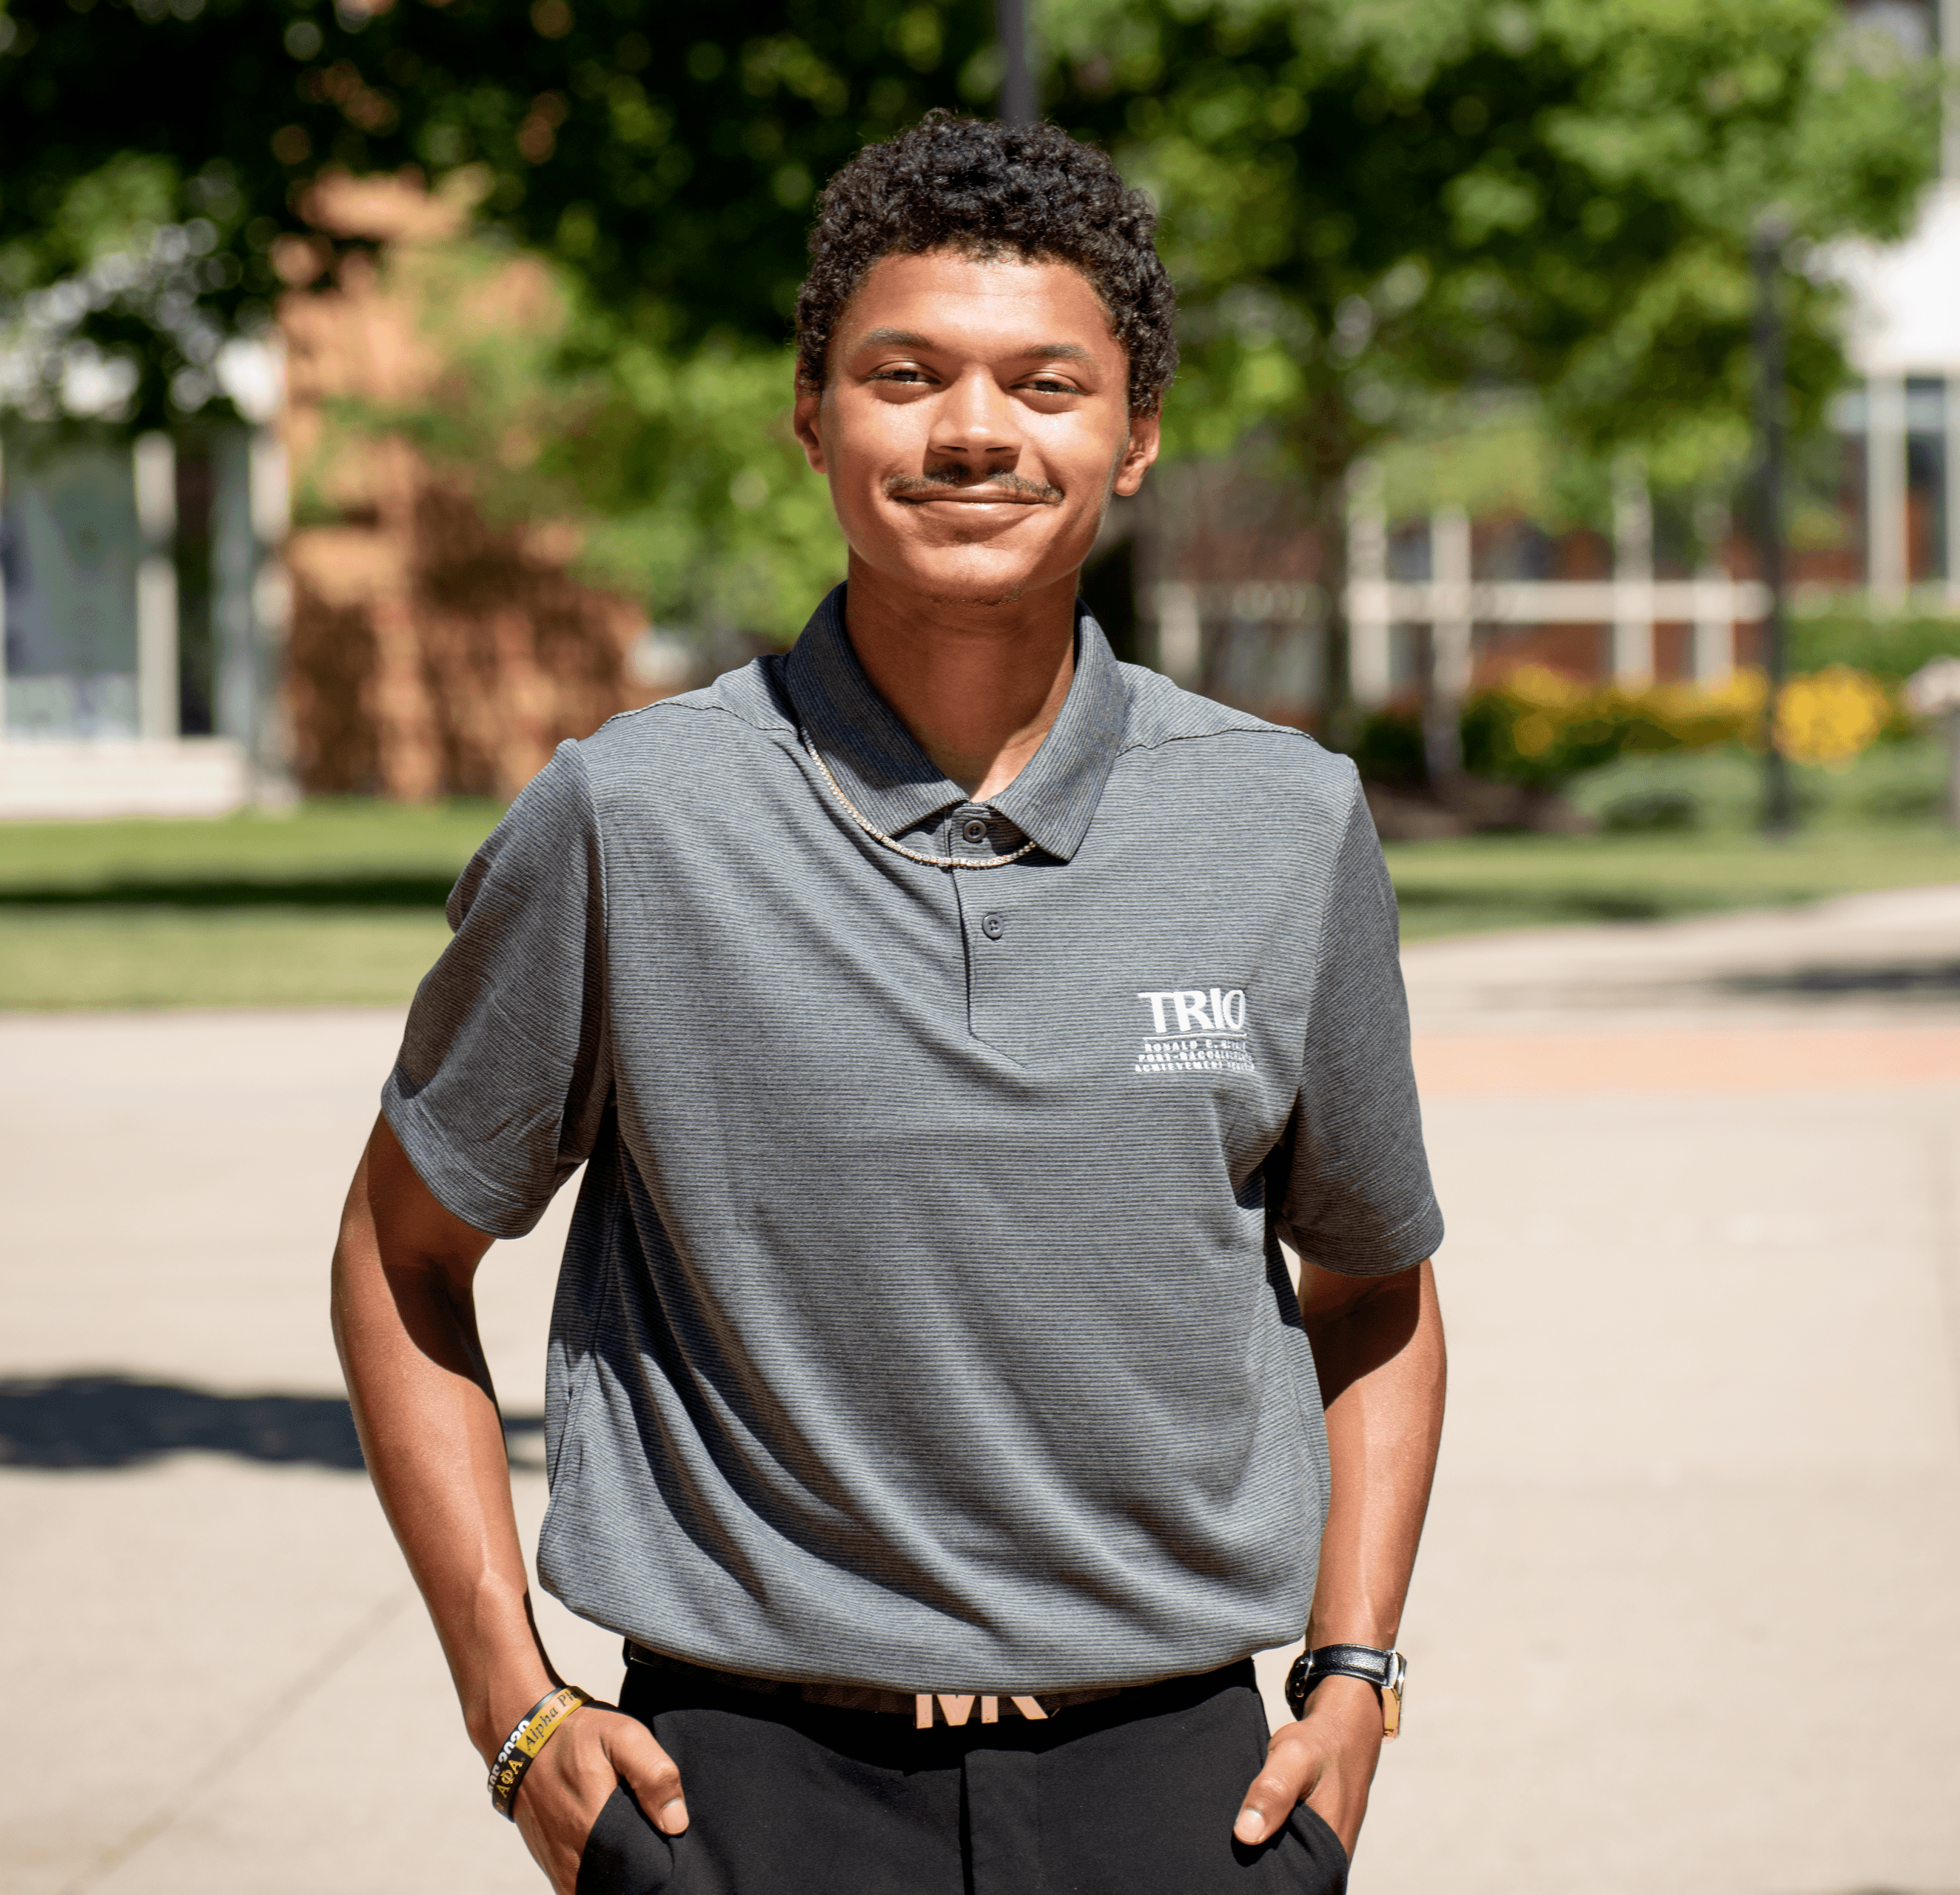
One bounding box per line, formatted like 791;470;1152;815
883;468;1064;504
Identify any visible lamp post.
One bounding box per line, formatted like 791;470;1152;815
1752;210;1796;837
996;0;1035;125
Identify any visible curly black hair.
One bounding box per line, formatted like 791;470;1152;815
796;111;1177;415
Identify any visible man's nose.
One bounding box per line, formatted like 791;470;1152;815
928;366;1021;464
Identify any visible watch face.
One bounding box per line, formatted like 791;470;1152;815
1283;1651;1312;1720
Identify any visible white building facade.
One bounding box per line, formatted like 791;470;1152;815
0;415;289;819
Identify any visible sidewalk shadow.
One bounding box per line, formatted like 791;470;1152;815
1719;960;1960;1000
0;872;458;911
0;1375;543;1472
1395;885;1678;925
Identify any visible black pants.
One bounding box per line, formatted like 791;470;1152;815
577;1659;1348;1895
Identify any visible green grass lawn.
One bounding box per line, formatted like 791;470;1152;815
1387;825;1960;941
1;754;1957;1008
0;908;460;1009
0;801;500;1010
0;798;503;893
1390;739;1959;939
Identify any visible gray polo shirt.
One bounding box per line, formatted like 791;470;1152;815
383;586;1442;1695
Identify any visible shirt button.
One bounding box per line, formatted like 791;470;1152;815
962;818;988;843
981;913;1004;940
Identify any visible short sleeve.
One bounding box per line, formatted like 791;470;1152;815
1275;770;1444;1276
381;741;612;1238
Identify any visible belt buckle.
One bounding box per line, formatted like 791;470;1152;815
913;1692;1052;1729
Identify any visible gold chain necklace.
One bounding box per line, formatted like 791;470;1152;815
800;728;1036;870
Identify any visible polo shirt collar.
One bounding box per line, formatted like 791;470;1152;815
782;584;1127;863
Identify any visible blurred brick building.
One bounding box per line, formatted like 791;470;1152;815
280;178;655;802
0;176;660;815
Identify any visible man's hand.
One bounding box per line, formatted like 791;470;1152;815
1232;1674;1383;1859
507;1705;689;1895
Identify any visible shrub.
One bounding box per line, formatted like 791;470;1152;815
1600;787;1702;832
1774;664;1893;766
1460;665;1763;788
1378;664;1902;791
1348;706;1429;788
1790;611;1960;683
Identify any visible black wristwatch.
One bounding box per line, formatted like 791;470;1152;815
1283;1643;1407;1737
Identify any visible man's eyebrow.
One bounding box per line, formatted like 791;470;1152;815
848;327;1099;364
852;327;936;351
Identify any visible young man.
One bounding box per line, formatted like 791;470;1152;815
333;112;1445;1895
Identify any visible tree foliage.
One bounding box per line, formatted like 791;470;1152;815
1;0;1940;646
1046;0;1939;493
314;224;846;638
0;0;993;421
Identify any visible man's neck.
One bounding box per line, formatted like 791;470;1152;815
840;557;1078;802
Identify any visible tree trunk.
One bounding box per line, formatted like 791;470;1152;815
1295;383;1363;753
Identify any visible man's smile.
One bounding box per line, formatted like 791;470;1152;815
883;471;1064;507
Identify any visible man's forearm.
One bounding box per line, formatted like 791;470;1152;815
1301;1258;1446;1649
331;1121;557;1761
333;1120;692;1889
1232;1258;1443;1852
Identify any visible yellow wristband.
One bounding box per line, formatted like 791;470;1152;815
488;1685;591;1819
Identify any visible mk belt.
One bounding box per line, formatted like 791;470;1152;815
623;1640;1124;1728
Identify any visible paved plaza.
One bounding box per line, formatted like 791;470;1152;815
3;886;1959;1894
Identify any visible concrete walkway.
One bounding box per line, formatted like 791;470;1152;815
4;888;1959;1894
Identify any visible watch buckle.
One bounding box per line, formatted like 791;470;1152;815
1381;1649;1406;1739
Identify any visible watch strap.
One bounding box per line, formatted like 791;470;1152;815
1283;1643;1406;1735
1309;1643;1397;1690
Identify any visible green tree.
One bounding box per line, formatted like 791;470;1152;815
1044;0;1938;720
0;0;995;421
309;221;851;639
0;0;999;637
4;0;1939;663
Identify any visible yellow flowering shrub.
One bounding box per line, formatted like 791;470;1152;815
1773;663;1893;765
1459;663;1891;787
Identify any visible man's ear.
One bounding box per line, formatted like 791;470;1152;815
1112;409;1162;497
793;384;828;474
